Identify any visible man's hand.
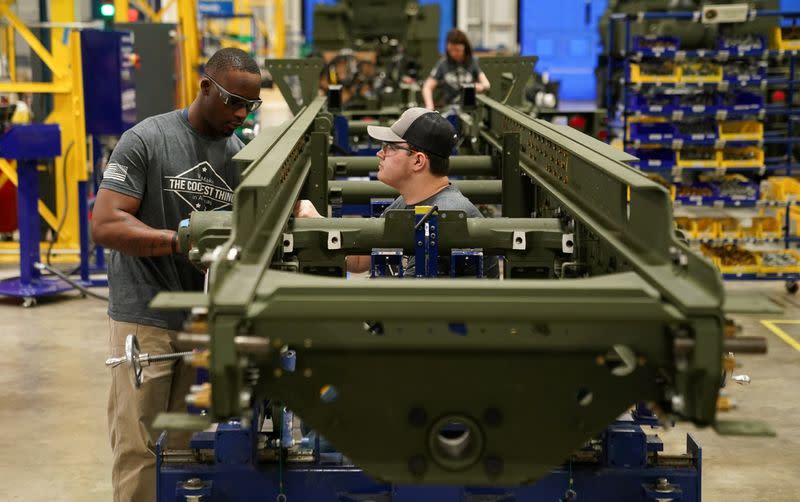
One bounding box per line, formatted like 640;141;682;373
294;200;324;218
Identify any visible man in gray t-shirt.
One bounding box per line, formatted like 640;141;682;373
380;185;499;278
91;48;261;502
294;107;499;278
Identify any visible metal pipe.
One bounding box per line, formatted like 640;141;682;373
175;333;272;354
674;336;768;355
328;155;495;177
329;180;501;204
345;120;372;135
290;217;564;254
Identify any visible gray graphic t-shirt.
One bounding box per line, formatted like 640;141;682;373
429;57;482;106
382;184;500;278
99;110;244;330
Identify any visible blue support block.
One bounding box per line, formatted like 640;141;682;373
370;248;404;278
215;422;254;465
450;248;485;278
605;425;647;468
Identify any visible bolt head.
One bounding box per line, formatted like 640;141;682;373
183;478;205;489
671;394;685;413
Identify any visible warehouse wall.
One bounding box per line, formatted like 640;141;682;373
457;0;517;51
520;0;607;102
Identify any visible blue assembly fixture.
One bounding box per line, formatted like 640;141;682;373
156;403;701;501
414;205;439;277
0;124;107;305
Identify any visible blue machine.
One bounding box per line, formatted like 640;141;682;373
81;28;137;278
157;401;699;501
0;125;74;304
81;29;136;136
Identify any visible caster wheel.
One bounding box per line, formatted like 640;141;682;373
786;280;798;295
22;297;37;308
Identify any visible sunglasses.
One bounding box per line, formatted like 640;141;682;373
204;73;262;113
380;142;418;155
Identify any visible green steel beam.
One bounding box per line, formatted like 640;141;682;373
329;180;501;205
328;155;496;177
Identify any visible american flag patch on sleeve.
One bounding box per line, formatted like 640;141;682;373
103;162;129;183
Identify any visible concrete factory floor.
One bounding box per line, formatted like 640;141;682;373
1;91;799;501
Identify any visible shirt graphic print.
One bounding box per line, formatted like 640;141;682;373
164;161;234;211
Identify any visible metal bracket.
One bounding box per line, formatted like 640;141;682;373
264;58;326;115
283;233;294;253
327;230;342;250
478;56;538;106
562;233;575;254
512;231;526;250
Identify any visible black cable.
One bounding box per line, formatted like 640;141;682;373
35;262;108;301
46;140;74;267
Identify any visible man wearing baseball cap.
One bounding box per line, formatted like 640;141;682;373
295;107;498;277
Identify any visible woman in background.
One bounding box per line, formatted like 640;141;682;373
422;28;490;110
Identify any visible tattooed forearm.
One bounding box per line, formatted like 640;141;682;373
96;208;178;257
134;230;176;257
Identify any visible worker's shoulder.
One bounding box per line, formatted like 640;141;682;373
124;110;183;140
432;56;449;69
434;185;481;214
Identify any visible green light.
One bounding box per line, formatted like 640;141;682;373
100;3;115;17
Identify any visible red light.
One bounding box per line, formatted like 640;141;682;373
597;129;608;142
568;115;587;131
772;90;786;103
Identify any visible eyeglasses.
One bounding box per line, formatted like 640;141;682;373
204;73;262;113
380;142;417;155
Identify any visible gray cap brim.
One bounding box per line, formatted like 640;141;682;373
367;124;404;143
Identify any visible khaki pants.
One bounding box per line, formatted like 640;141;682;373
107;319;195;502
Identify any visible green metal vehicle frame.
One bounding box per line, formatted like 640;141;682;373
151;80;745;485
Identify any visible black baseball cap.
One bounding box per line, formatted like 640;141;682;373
367;107;457;159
